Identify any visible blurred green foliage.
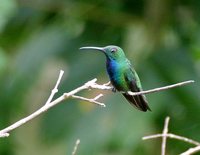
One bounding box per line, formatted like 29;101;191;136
0;0;200;155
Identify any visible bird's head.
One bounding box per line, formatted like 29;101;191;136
80;45;126;61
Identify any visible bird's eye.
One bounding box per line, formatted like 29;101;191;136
111;48;117;53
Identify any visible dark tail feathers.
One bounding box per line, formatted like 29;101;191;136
122;93;151;112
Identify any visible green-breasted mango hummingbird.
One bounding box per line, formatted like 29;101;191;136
80;45;151;112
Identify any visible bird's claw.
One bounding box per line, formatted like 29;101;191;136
112;87;117;93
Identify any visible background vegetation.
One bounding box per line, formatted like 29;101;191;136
0;0;200;154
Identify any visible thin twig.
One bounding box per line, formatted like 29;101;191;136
92;80;194;95
161;117;170;155
181;145;200;155
71;94;105;107
127;80;194;96
45;70;64;105
72;139;80;155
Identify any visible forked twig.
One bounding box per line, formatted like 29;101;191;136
143;116;200;155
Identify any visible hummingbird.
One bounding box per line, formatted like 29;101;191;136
80;45;151;112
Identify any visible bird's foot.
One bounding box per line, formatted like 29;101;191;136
112;87;117;93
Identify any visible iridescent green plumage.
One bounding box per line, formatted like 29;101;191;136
80;45;151;112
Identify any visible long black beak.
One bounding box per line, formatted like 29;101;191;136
79;46;105;52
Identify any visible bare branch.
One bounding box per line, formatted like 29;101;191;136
0;73;195;138
0;70;66;137
72;139;80;155
87;80;194;96
143;133;200;146
181;145;200;155
0;73;106;138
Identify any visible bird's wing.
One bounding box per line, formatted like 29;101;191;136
122;63;151;111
